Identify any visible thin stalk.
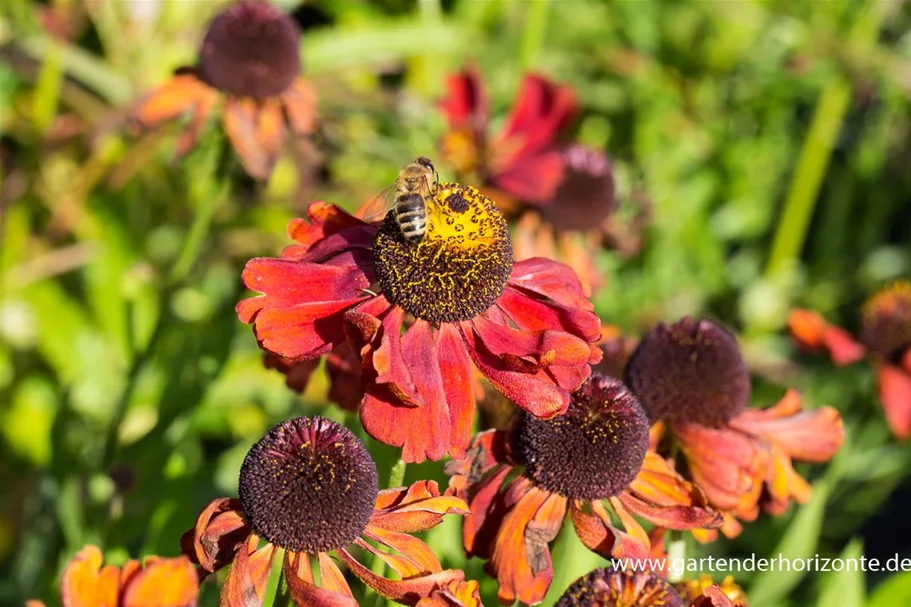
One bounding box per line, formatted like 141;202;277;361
364;460;407;607
262;548;288;607
519;0;551;70
32;38;64;133
764;1;893;280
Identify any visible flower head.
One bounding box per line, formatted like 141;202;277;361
676;575;749;607
183;416;470;605
789;281;911;439
439;67;621;294
47;545;198;607
625;317;750;427
555;567;684;607
626;319;844;539
237;188;602;462
446;375;721;606
132;0;316;180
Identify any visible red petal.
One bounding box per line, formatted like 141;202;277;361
878;363;911;440
497;286;600;344
489;479;567;606
497;74;575;156
617;492;720;531
492;151;566;204
508;257;595;312
362;321;476;462
439;66;488;130
288;203;369;249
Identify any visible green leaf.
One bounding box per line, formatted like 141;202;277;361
817;538;865;607
748;479;829;606
868;570;911;607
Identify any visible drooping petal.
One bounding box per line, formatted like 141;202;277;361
460;465;514;559
788;309;866;366
369;480;470;533
338;549;465;605
497;74;575;158
674;422;765;517
220;542;276;607
491;150;566;204
568;500;649;562
877;363;911;440
223;97;283;181
488;478;567;606
618;492;721;531
61;546;121;607
416;579;484;607
361;320;479;461
729;390;845;461
285;554;358;607
318;552;354;597
508;257;596;312
287;203;370;250
173;86;220;158
183;497;248;572
131;74;218;129
120;556;198;607
439;66;488;131
360;528;442;577
282;78;318;135
237;258;371;359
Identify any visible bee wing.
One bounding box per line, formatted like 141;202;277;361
360;183;398;222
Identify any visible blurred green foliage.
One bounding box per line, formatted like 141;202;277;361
1;0;911;606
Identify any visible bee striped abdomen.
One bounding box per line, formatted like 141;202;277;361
395;193;427;243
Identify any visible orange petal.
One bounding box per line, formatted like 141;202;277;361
286;554;358;607
361;527;442;576
788;309;865;365
185;497;247;572
416;579;483;607
318;552;354;597
224;98;283;181
568;500;649;562
337;549;465;603
173;87;220;158
282;78;318;135
121;556;198;607
132;74;216;128
370;480;469;533
61;546;121;607
490;480;567;606
220;543;276;607
878;363;911;440
730;391;845;462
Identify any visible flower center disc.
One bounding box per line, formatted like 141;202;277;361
625;317;750;427
373;183;513;324
555;568;684;607
860;282;911;360
198;0;301;100
239;416;378;553
516;376;649;501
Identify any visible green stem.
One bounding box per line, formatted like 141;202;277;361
32;38;64;133
764;1;892;281
519;0;551;70
363;460;407;607
262;548;288;607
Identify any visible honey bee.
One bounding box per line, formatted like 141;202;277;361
364;156;441;244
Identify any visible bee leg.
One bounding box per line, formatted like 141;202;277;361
360;287;379;296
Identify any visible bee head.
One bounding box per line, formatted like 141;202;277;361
415;156;435;171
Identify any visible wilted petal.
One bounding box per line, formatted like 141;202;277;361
489;479;567;606
338;549;464;605
369;480;469;533
568;500;649;562
416;579;484;607
220;542;275;607
223;98;281;181
183;497;247;572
